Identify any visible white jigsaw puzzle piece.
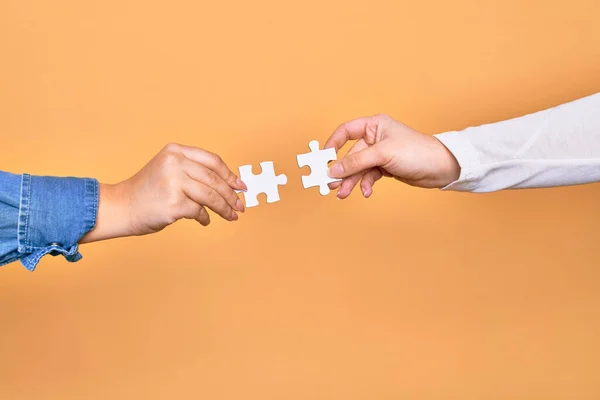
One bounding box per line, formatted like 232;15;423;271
236;161;287;208
296;140;342;195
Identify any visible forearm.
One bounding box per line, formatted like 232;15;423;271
435;92;600;192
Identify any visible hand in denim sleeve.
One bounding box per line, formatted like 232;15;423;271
0;171;98;271
1;143;247;271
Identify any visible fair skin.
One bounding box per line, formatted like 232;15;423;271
81;114;460;242
326;114;461;198
80;143;247;243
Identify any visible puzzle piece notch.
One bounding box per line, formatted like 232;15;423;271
236;161;287;208
296;140;341;196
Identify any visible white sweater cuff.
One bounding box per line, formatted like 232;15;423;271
434;131;482;192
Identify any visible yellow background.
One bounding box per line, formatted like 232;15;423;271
1;0;600;398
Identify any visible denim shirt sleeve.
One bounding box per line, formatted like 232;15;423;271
0;170;98;271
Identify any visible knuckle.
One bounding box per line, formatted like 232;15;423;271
208;151;222;165
374;113;390;122
206;189;218;202
216;199;231;215
163;142;181;154
160;151;183;169
226;171;237;184
228;189;238;203
205;170;218;187
347;155;361;172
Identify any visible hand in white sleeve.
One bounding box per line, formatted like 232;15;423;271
326;92;600;197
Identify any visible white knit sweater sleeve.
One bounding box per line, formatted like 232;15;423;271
434;92;600;192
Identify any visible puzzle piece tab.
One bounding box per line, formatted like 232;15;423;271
237;161;287;208
296;140;341;195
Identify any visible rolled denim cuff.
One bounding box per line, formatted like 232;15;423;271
17;174;99;271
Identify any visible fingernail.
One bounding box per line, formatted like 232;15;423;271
231;211;239;221
328;163;344;178
362;187;372;198
237;178;248;191
236;199;244;212
337;188;347;199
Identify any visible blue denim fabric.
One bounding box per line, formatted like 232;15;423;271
0;170;98;271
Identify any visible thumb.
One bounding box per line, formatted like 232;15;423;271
328;144;383;179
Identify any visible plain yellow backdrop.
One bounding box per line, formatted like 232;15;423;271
1;0;600;398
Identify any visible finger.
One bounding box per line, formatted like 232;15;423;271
381;169;393;177
328;144;383;179
329;139;369;191
178;200;211;226
324;117;372;152
328;180;342;190
181;158;244;213
183;180;238;222
194;205;211;226
334;139;369;198
336;170;367;199
177;145;247;191
360;168;384;198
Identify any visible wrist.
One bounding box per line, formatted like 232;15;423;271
431;136;461;188
79;181;133;243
